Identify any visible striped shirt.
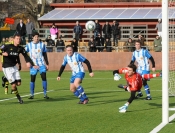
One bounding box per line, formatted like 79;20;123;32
131;49;151;71
25;41;47;66
62;53;86;75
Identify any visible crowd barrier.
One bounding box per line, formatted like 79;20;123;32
0;52;163;71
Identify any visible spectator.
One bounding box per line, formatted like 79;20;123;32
73;21;82;41
88;37;96;52
5;38;9;43
45;35;55;52
16;19;26;45
105;37;112;52
0;37;6;45
111;20;120;46
50;23;58;41
26;18;35;42
96;34;104;52
153;35;162;52
5;36;14;44
102;21;111;40
94;20;101;39
137;34;146;49
155;19;162;37
71;38;78;52
123;38;135;52
56;37;65;52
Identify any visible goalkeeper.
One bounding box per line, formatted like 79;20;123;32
118;64;143;113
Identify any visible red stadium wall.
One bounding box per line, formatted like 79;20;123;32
0;52;162;71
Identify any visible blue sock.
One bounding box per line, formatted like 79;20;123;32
30;82;35;96
74;90;84;101
77;86;88;99
144;85;151;97
42;81;47;96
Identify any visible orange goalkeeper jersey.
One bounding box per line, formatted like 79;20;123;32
125;73;142;91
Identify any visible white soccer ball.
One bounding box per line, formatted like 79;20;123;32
114;73;121;81
85;21;96;31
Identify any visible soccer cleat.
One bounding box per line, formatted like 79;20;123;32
17;95;23;104
119;105;128;113
118;84;127;89
83;98;89;104
135;93;143;99
18;98;23;104
145;96;152;100
28;96;34;99
44;95;49;99
78;100;84;104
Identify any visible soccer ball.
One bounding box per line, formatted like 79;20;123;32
85;21;96;31
114;73;121;81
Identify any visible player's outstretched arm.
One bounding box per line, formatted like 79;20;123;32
83;59;93;77
57;65;66;81
21;47;34;66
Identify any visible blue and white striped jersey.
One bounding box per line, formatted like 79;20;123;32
25;42;47;66
62;52;86;75
131;49;152;71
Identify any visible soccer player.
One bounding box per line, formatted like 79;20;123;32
118;64;142;113
25;32;49;99
114;40;159;100
57;45;94;104
1;34;34;104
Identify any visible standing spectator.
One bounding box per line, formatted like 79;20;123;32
111;20;120;46
105;37;112;52
56;37;65;52
123;38;135;52
45;35;55;52
0;37;6;45
71;38;78;52
155;19;162;37
73;21;82;41
102;21;111;40
94;20;101;39
137;34;146;49
50;23;58;41
16;19;26;45
26;18;35;42
153;35;162;52
96;34;104;52
88;37;96;52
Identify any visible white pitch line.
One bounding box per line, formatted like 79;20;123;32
0;90;54;102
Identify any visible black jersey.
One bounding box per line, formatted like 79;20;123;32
0;44;33;68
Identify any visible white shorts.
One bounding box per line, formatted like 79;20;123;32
51;34;57;40
158;32;162;37
2;66;21;83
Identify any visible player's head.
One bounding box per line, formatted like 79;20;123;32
13;34;21;46
135;40;141;50
66;45;74;56
127;64;137;76
32;32;39;43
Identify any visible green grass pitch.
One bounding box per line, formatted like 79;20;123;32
0;71;174;133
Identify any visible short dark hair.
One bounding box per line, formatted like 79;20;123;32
135;40;141;45
66;45;73;49
13;34;21;38
32;32;39;37
127;64;137;73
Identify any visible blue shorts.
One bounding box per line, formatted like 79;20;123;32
70;72;85;83
30;65;47;75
